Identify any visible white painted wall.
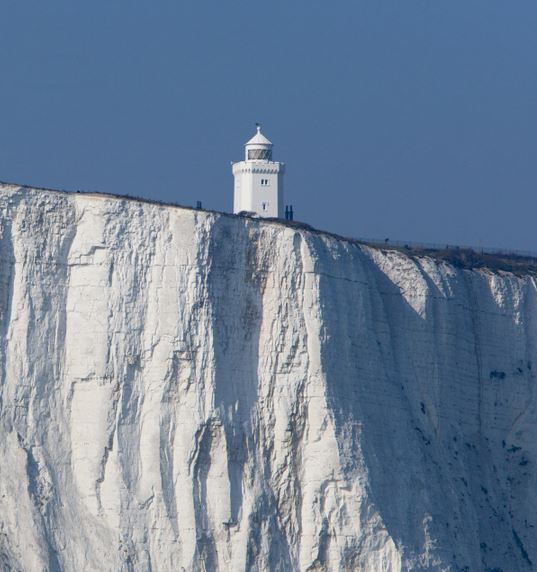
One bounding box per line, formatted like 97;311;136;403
232;161;284;218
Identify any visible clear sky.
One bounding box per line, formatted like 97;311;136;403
1;1;536;250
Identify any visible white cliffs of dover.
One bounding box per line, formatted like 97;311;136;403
0;183;535;571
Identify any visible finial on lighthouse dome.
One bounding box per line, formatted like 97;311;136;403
245;124;273;161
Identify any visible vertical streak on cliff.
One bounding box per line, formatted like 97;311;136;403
0;189;79;570
295;233;352;571
203;217;268;570
463;270;485;438
309;239;406;570
0;189;24;569
0;189;18;418
249;227;307;571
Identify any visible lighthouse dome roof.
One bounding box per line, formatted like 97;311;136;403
245;125;272;147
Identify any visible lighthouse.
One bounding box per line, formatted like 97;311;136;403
232;125;285;218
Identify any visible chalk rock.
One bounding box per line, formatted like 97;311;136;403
0;183;535;571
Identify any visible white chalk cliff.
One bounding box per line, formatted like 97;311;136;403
0;183;536;571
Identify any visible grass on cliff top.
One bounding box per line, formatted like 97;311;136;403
377;245;537;276
281;221;537;276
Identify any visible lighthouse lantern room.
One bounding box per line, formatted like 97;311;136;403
232;125;285;218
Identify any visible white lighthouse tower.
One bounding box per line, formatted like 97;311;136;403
232;125;285;218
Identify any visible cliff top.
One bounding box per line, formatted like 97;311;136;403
2;180;537;276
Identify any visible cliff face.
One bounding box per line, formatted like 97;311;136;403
0;184;536;572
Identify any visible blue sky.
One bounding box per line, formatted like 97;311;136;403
1;1;536;250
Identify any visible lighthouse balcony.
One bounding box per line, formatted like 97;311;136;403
232;162;285;175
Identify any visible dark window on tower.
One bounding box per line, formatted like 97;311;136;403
248;149;272;160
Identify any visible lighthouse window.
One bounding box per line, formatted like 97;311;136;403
261;179;269;186
262;202;268;211
248;149;272;160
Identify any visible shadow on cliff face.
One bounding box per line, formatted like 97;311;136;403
205;217;293;566
0;197;20;568
0;202;16;417
310;237;536;571
309;236;444;566
207;216;261;518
